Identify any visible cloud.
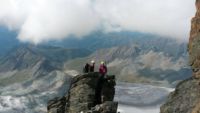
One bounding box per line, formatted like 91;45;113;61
0;0;196;44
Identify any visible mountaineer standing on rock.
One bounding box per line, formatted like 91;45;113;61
90;60;95;72
95;61;108;104
99;61;107;76
83;63;90;73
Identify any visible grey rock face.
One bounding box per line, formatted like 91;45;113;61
47;72;118;113
47;97;67;113
160;78;200;113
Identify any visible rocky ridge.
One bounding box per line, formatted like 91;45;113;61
160;0;200;113
189;0;200;78
47;72;118;113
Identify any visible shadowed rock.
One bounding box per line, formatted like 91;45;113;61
47;97;67;113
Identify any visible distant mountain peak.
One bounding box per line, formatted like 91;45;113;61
0;45;43;71
0;45;91;73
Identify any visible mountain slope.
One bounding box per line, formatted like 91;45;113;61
0;45;91;86
65;39;191;86
0;27;19;57
0;45;93;113
49;31;188;55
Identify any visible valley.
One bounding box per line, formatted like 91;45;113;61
0;32;191;113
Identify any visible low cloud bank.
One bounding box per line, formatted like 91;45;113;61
0;0;195;44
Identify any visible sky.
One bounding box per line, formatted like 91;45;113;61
0;0;196;44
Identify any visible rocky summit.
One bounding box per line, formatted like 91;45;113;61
160;0;200;113
47;72;118;113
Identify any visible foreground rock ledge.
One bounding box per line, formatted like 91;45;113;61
47;72;118;113
160;78;200;113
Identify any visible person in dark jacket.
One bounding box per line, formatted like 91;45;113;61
83;63;90;73
90;60;95;72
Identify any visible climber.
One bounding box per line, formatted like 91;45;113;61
99;61;107;76
90;60;95;72
95;61;108;104
83;63;90;73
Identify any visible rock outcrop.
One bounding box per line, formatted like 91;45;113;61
189;0;200;78
47;72;118;113
160;0;200;113
160;78;200;113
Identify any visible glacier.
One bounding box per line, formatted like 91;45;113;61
0;82;173;113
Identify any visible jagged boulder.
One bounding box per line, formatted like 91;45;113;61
47;72;118;113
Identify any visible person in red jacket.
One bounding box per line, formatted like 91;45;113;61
96;61;108;104
99;61;107;76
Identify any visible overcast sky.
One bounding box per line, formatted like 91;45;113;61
0;0;196;44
